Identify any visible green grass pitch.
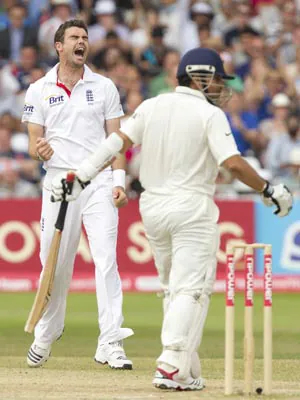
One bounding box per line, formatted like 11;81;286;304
0;292;300;399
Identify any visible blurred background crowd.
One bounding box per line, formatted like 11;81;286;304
0;0;300;199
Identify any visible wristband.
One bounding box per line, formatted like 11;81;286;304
262;181;274;197
113;169;126;189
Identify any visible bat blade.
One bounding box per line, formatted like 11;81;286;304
24;230;62;333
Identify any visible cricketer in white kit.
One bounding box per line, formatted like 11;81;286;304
22;19;133;369
52;48;293;390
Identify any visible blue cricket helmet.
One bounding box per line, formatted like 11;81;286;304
177;47;235;80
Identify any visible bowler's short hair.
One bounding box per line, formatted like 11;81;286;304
54;19;88;45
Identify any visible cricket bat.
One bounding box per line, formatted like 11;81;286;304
24;172;75;333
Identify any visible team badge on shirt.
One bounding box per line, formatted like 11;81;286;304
86;90;94;104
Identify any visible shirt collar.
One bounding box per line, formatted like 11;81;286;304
45;63;96;83
175;86;207;102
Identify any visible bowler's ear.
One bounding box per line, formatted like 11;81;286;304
55;41;63;55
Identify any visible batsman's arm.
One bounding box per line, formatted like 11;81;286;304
222;155;293;217
106;117;127;187
222;155;266;192
75;130;133;183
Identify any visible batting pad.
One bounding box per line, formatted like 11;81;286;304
157;292;210;380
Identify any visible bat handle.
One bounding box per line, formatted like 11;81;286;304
54;172;75;232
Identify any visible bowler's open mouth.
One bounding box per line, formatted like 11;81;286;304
74;48;85;58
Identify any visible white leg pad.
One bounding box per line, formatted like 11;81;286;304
157;292;210;380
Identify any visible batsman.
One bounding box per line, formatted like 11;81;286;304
22;20;133;369
52;48;293;390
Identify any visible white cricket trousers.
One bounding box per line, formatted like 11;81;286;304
34;168;128;346
140;191;220;295
140;191;220;375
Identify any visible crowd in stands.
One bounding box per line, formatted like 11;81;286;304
0;0;300;199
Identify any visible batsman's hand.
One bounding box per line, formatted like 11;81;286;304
36;138;54;161
51;171;89;202
113;187;128;208
261;182;293;217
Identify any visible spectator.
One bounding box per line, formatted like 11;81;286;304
212;0;236;37
77;0;97;26
139;25;172;78
259;93;291;141
149;49;180;97
284;51;300;104
0;65;20;117
128;6;160;58
92;30;132;70
265;113;300;179
10;46;39;90
225;90;262;156
38;0;73;65
88;0;130;57
224;3;261;49
0;3;38;63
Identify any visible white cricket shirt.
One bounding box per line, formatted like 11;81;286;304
22;64;123;170
121;86;240;196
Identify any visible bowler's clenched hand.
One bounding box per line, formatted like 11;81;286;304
113;187;128;208
36;138;54;161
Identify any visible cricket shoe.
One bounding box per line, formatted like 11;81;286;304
27;341;51;368
153;367;205;391
94;340;133;370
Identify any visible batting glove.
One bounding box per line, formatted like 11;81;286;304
261;181;293;217
51;171;90;202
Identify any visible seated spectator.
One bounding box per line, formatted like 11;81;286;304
10;46;39;90
269;1;298;64
259;93;290;141
77;0;97;26
128;6;161;60
0;63;21;117
148;49;179;97
265;113;300;179
235;33;271;80
139;25;172;78
283;46;300;101
225;89;262;156
88;0;130;57
245;68;294;122
0;124;40;196
92;30;132;70
0;3;38;64
185;2;220;50
38;0;73;66
212;0;236;37
0;167;40;198
224;3;261;49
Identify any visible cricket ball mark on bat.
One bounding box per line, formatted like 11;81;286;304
24;172;75;333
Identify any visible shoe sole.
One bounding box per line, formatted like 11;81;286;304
94;358;132;370
153;379;204;391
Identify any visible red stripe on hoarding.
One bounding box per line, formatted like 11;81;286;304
226;253;235;306
245;254;254;307
264;254;272;307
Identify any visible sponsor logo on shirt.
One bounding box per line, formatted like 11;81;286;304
24;104;34;113
86;89;94;104
45;94;64;107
